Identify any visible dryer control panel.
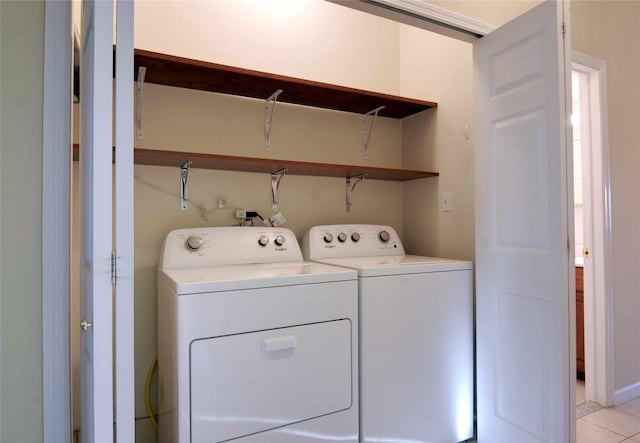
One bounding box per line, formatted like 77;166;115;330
302;224;405;260
159;227;303;269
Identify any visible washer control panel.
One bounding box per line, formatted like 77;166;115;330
302;224;404;260
160;227;303;269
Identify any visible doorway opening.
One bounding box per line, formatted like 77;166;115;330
572;53;613;413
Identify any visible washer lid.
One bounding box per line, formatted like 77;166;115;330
159;261;357;294
314;255;472;277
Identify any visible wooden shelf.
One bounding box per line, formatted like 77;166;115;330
133;49;437;119
96;51;439;181
72;145;438;181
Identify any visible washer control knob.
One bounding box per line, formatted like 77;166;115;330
185;235;204;251
378;230;391;243
323;233;334;243
337;232;347;243
258;235;269;247
274;235;285;246
351;232;360;242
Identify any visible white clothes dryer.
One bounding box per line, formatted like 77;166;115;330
303;224;474;443
158;226;359;443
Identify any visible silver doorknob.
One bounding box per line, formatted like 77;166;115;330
80;319;93;332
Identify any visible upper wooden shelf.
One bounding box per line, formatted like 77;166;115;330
72;145;438;181
133;49;438;119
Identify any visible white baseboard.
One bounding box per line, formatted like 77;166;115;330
613;382;640;405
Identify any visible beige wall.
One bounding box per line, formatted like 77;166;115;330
0;1;44;442
135;0;401;94
138;83;403;168
399;25;474;261
570;0;640;396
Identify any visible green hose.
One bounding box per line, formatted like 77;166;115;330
146;355;159;430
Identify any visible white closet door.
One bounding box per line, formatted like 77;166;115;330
80;0;135;441
80;0;114;441
114;0;135;441
474;1;574;442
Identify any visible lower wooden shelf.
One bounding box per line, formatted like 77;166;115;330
72;145;439;181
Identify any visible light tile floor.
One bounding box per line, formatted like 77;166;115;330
577;380;586;404
577;380;640;443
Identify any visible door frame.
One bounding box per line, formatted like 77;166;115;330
42;0;72;441
572;52;614;406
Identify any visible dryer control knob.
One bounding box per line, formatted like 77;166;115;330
351;232;360;242
258;235;269;247
378;230;391;243
323;233;334;243
274;235;285;246
337;232;347;243
185;235;204;251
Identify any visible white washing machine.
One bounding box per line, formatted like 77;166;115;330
303;224;474;443
158;226;359;443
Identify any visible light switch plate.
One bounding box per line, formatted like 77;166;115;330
441;191;453;212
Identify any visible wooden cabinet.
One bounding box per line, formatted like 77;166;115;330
576;265;584;379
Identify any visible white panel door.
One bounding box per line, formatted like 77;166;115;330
80;1;135;441
474;2;574;442
80;0;114;441
114;0;135;441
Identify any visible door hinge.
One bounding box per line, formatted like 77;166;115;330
562;22;566;36
567;238;571;252
111;253;117;285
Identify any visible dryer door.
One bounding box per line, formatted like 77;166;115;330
190;319;352;442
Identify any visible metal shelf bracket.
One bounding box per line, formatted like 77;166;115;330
180;160;191;210
362;106;385;160
265;89;283;151
271;168;287;212
346;173;367;212
136;66;146;140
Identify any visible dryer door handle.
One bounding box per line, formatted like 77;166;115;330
263;335;297;353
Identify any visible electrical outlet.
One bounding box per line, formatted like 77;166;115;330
441;191;453;212
235;209;247;219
